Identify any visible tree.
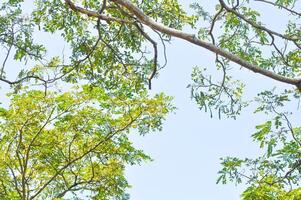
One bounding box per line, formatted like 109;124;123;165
0;86;173;199
1;0;301;199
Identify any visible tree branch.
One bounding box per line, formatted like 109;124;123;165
219;0;300;43
64;0;131;24
254;0;301;17
111;0;301;89
29;112;141;199
65;0;301;90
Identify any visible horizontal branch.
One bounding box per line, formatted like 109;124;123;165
64;0;131;24
65;0;301;90
0;76;46;85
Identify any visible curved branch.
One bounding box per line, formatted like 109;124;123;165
64;0;131;24
0;76;46;85
65;0;301;90
219;0;300;42
135;24;158;90
111;0;301;89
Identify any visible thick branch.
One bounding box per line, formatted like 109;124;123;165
65;0;301;90
111;0;301;89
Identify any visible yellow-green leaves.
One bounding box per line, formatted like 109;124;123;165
252;121;272;148
0;86;173;199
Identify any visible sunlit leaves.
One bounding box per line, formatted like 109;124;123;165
0;86;173;199
252;121;272;148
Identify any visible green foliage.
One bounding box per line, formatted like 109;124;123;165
217;90;301;199
1;0;301;199
188;2;301;197
0;86;173;199
188;67;247;119
189;0;301;119
0;0;184;198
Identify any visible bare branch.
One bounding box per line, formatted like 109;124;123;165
255;0;301;17
135;24;158;89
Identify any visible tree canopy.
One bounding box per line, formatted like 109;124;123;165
1;0;301;199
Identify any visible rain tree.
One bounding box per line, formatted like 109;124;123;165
1;0;301;199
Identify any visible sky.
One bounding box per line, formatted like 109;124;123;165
125;32;262;200
0;0;300;200
125;1;300;200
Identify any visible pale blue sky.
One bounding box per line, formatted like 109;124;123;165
125;35;262;200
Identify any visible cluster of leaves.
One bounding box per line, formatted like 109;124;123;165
188;66;247;119
30;0;196;87
217;89;301;199
0;85;174;199
0;1;46;61
0;0;184;199
189;0;301;118
0;0;196;91
187;2;301;196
